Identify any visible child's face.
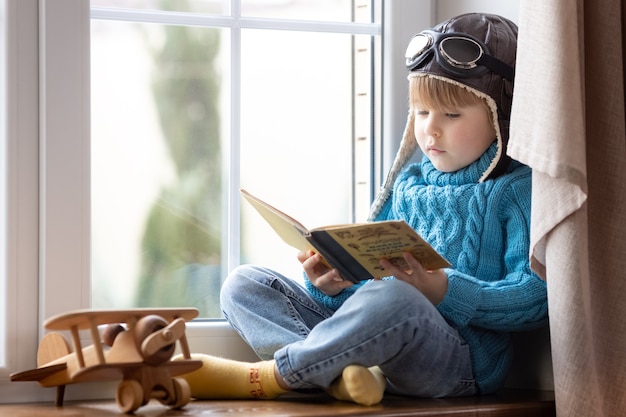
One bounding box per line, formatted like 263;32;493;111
412;101;496;173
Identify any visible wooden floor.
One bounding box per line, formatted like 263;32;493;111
0;389;555;417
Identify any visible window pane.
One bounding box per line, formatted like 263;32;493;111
91;19;227;317
91;0;228;15
241;0;353;22
239;29;353;280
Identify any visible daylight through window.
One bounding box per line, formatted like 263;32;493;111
90;0;380;318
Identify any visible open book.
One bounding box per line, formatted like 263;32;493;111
241;189;450;283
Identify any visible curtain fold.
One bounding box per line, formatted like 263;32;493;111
509;0;626;415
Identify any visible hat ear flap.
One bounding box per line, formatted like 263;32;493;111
368;110;419;220
393;110;420;176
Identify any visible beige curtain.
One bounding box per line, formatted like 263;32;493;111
509;0;626;415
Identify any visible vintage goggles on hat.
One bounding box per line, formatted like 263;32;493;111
405;30;515;81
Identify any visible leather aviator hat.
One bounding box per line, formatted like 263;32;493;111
369;13;518;220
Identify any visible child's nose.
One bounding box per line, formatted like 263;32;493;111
423;115;441;137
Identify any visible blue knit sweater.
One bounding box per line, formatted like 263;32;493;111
304;143;548;394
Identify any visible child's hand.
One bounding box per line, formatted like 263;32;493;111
298;250;353;296
380;252;448;305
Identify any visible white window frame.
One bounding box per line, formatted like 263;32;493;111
0;0;45;402
0;0;434;403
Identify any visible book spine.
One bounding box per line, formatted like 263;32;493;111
308;231;374;283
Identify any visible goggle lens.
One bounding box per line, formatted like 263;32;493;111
405;35;432;65
439;37;482;68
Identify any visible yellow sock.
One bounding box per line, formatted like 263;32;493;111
327;365;386;406
175;354;288;400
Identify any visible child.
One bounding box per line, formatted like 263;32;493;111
178;13;548;406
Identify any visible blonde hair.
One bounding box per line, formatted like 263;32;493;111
409;75;492;121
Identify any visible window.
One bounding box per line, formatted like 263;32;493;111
89;1;382;318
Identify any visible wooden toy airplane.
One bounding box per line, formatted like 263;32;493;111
10;308;203;413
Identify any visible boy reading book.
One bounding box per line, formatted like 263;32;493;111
176;13;548;406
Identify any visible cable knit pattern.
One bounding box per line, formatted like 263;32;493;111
457;181;491;273
305;142;548;394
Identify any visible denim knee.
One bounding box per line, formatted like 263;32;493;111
355;279;430;315
219;264;259;313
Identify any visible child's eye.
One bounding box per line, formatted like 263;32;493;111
446;113;461;118
415;110;429;116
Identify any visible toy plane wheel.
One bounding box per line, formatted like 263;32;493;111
116;380;144;414
168;377;191;409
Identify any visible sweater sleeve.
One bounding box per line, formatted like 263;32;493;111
438;267;547;331
303;272;365;311
436;178;548;332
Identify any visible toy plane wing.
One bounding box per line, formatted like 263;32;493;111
44;308;199;331
71;359;202;384
10;363;68;382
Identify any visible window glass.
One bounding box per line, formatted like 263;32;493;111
91;19;227;316
241;0;353;22
91;0;228;15
91;0;379;319
239;28;353;279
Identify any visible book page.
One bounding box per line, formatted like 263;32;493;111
240;189;315;253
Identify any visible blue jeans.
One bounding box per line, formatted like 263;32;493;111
220;265;477;398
